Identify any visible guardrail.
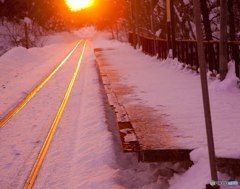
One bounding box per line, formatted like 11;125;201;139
128;33;240;78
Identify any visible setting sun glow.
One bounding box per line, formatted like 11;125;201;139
65;0;94;11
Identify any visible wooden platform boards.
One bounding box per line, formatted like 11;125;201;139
94;48;240;177
94;48;192;163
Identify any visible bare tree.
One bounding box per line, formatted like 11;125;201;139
219;0;228;80
228;0;240;77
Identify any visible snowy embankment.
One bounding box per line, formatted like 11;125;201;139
0;27;239;188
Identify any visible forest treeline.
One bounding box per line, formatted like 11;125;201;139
125;0;240;41
0;0;126;48
1;0;240;79
125;0;240;80
1;0;240;46
1;0;240;40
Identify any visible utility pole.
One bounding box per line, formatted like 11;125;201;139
219;0;228;81
192;0;219;188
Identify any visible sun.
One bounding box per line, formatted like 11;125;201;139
65;0;94;11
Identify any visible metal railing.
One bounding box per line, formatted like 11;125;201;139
129;32;240;78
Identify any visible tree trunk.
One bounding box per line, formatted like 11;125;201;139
219;0;228;81
200;0;212;40
149;0;156;55
130;0;137;49
200;0;215;72
24;23;29;49
134;0;140;47
170;0;176;58
228;0;239;78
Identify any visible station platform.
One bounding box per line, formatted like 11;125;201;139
94;48;240;177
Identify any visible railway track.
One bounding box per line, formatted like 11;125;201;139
0;40;87;188
0;40;82;129
24;40;87;188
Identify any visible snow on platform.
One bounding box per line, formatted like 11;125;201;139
94;48;193;162
94;45;240;177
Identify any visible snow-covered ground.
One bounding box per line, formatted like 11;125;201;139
93;38;240;188
95;41;240;157
0;27;239;189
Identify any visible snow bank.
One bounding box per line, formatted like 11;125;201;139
93;38;240;188
1;46;28;60
41;32;79;46
209;61;240;92
41;27;105;46
73;26;97;39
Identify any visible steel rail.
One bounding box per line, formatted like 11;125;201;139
24;40;87;189
0;40;82;129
